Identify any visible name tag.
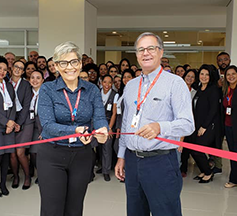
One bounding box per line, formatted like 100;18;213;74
30;111;35;120
3;103;8;111
107;103;112;111
131;114;140;128
117;106;121;115
69;137;77;143
226;107;231;115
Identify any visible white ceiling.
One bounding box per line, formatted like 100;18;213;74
0;0;230;17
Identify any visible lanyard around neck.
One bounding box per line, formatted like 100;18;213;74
63;89;81;122
137;67;163;112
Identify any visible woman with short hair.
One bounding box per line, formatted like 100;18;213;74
37;41;108;216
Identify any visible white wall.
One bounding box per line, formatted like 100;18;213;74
38;0;86;58
0;14;226;30
97;15;226;29
0;17;38;29
226;0;237;65
85;1;97;62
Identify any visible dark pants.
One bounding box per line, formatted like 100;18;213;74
225;126;237;184
37;143;92;216
125;149;182;216
190;129;213;176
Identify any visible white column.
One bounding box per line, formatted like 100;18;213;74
105;36;121;64
226;0;237;65
38;0;97;61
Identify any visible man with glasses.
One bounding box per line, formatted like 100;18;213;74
161;56;169;67
29;51;39;64
115;32;194;216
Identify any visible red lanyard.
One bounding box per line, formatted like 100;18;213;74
227;87;233;106
137;67;163;112
10;80;18;89
63;89;81;122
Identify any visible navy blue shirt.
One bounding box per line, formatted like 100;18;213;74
38;76;108;146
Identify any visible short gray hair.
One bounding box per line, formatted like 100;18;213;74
134;32;164;50
53;41;81;62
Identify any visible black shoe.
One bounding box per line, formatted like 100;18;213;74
212;167;222;175
193;175;203;180
103;174;111;182
199;174;214;183
96;168;102;174
0;184;9;196
22;178;31;190
12;176;20;189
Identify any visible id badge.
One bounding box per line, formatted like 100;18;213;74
30;111;35;120
226;107;231;115
107;103;112;111
69;137;77;143
117;106;122;115
131;114;140;128
3;103;8;111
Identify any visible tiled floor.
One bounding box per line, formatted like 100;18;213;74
1;142;237;216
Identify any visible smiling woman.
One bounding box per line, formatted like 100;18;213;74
37;41;109;216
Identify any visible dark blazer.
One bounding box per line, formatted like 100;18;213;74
0;82;16;132
15;79;33;126
192;85;220;146
231;87;237;143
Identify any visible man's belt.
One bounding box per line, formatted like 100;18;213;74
129;149;175;158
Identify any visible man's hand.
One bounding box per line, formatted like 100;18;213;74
115;158;125;181
135;122;160;140
94;127;108;144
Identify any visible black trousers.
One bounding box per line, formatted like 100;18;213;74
37;143;92;216
225;126;237;184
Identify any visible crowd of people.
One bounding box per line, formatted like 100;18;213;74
0;36;237;215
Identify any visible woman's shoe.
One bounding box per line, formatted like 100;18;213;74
11;176;20;189
193;175;204;180
22;178;31;190
0;184;9;196
199;174;214;183
224;182;237;188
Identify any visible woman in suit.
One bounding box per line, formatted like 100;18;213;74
222;65;237;188
191;64;220;183
29;70;44;184
37;41;108;216
10;60;33;190
0;57;16;196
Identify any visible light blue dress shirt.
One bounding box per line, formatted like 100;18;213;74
38;76;108;147
118;65;195;159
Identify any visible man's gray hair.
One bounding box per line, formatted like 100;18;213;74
134;32;164;50
53;41;81;62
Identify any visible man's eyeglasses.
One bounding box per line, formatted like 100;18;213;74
14;65;24;71
136;45;161;55
56;59;80;68
88;71;97;75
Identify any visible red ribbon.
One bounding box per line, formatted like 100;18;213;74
1;132;237;162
